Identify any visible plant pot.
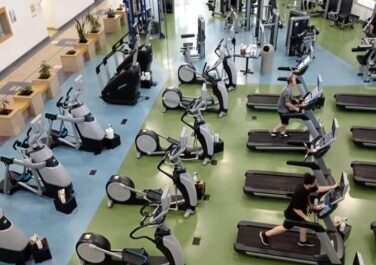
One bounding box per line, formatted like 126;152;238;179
60;51;85;73
33;73;60;99
87;29;106;49
74;39;96;60
114;9;126;26
0;109;12;115
103;15;121;33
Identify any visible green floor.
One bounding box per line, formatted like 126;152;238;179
70;3;376;265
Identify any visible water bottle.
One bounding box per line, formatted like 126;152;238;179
193;172;198;182
106;124;114;139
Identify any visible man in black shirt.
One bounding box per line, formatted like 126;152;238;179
260;173;339;247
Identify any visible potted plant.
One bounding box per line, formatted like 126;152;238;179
32;60;60;98
75;18;88;43
38;60;52;79
18;86;33;96
0;96;12;115
106;8;116;18
85;12;105;49
103;8;121;33
85;12;101;33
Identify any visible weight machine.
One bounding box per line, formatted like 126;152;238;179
255;0;280;47
123;0;166;39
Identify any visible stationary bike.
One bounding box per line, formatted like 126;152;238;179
0;115;75;209
76;186;185;265
162;80;228;117
178;38;237;91
135;99;224;165
0;208;52;264
106;127;205;218
44;75;113;154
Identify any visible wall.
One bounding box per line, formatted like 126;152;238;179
351;0;375;21
0;0;48;72
41;0;94;29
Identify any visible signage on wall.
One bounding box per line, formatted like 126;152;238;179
30;4;36;17
8;9;16;23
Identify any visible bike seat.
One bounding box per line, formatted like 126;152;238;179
122;248;148;265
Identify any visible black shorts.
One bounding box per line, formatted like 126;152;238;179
279;113;289;125
283;211;305;229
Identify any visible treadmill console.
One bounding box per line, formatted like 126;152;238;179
317;172;349;219
313;118;339;150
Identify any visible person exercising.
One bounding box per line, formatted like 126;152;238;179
271;75;301;137
259;173;339;247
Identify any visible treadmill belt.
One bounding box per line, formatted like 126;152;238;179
235;221;320;262
247;94;278;109
247;130;309;149
244;171;303;197
335;94;376;110
351;127;376;145
352;161;376;181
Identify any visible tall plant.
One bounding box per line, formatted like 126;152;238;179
38;60;52;79
75;18;87;43
85;12;101;33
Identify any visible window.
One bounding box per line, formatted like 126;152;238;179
357;0;376;9
0;7;13;43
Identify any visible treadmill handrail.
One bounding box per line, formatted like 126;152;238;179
284;219;325;232
286;160;320;170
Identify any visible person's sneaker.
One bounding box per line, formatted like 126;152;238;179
278;132;289;138
298;240;315;247
259;231;270;246
271;132;278;137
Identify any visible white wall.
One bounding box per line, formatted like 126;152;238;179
0;0;48;72
41;0;94;29
352;1;375;21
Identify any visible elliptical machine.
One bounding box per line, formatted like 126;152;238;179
106;127;205;218
162;79;228;117
178;38;237;91
0;208;52;264
98;24;141;105
135;99;224;165
0;115;76;213
44;75;117;154
76;186;185;265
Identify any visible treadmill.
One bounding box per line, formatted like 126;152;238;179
235;172;350;265
247;76;324;151
244;118;339;198
351;126;376;147
247;55;314;110
351;160;376;187
334;94;376;111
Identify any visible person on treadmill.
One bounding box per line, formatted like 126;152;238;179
366;15;376;37
271;75;301;137
259;173;339;247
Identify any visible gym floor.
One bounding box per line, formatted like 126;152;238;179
0;0;375;265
